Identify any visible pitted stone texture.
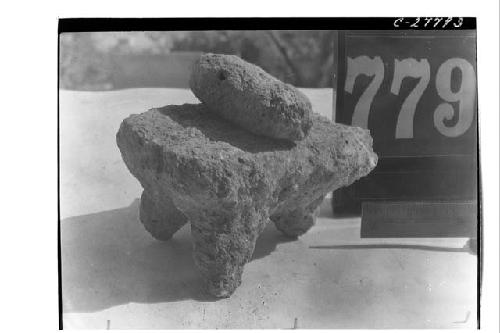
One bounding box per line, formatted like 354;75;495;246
190;53;313;141
116;103;377;297
271;195;324;238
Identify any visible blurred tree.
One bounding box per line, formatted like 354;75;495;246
59;30;335;91
170;30;334;87
265;30;335;87
59;33;114;90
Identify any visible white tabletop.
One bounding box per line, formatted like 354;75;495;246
60;88;476;329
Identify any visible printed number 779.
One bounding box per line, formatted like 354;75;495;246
345;56;476;138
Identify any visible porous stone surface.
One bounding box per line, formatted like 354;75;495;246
190;53;313;141
116;103;377;297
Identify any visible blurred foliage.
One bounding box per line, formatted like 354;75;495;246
59;33;113;90
59;31;335;90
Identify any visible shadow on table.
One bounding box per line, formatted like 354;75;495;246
60;199;293;313
309;244;470;253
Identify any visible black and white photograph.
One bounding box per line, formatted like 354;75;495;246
55;16;492;330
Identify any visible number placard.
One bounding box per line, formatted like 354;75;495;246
334;30;478;208
336;30;477;158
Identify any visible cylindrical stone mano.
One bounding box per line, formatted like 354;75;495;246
189;53;313;141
